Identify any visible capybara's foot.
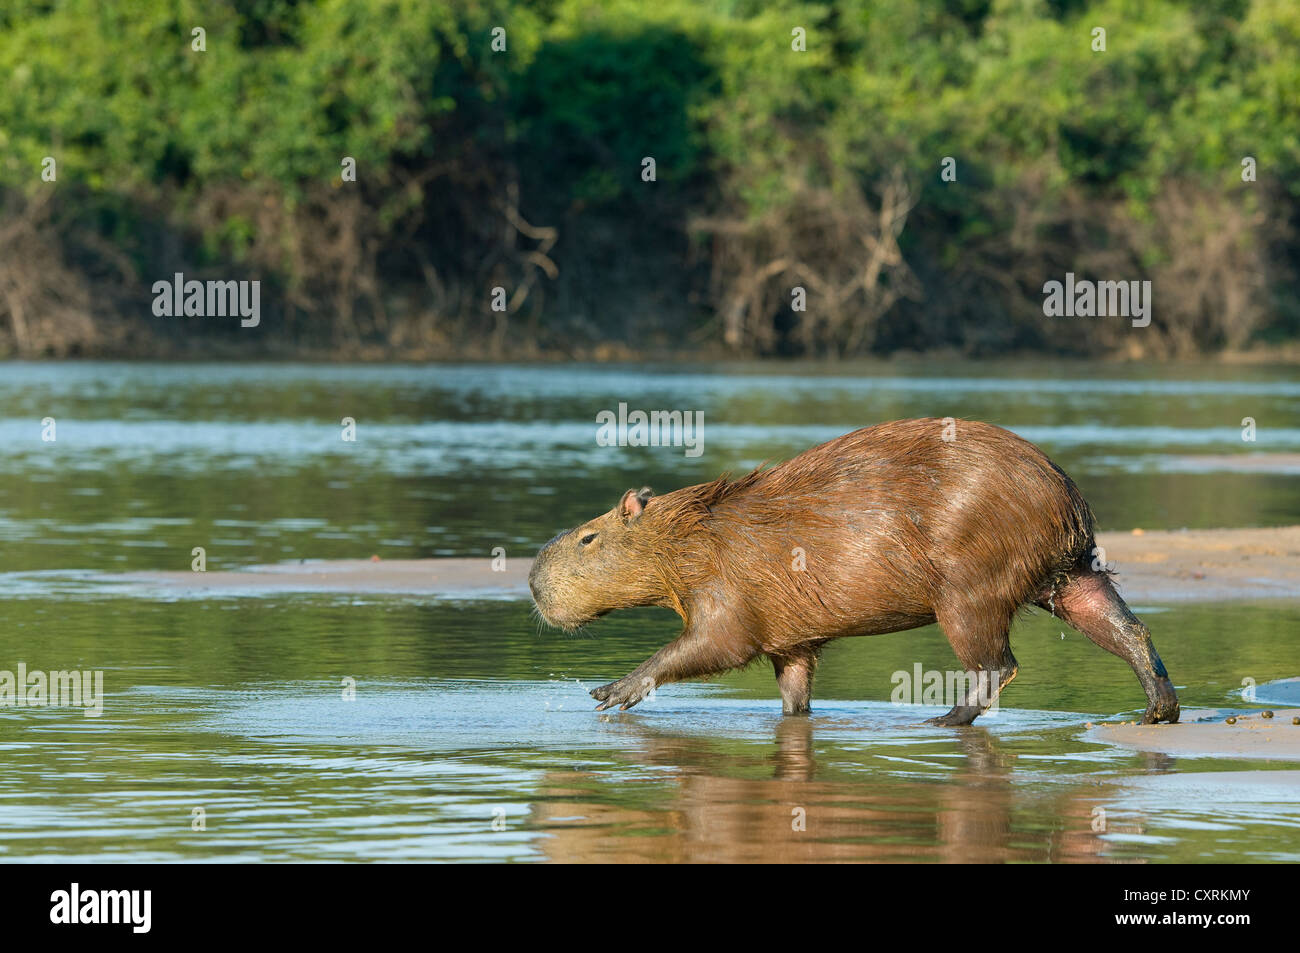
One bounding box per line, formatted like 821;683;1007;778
1140;679;1180;724
591;674;655;711
925;705;982;727
1140;705;1178;725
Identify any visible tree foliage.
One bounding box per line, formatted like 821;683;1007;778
0;0;1296;357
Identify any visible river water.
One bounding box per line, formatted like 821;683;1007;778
1;360;1298;861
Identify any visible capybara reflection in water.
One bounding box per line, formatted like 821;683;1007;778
529;418;1179;726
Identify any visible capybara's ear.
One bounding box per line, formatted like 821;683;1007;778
619;487;651;523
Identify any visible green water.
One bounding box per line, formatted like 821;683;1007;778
1;360;1299;862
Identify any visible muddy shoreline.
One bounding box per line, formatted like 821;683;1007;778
1090;707;1300;761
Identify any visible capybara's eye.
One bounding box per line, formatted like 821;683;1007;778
580;533;597;546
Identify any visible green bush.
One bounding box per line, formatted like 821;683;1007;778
0;0;1296;357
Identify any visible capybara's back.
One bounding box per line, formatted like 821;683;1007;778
530;418;1179;726
691;419;1096;640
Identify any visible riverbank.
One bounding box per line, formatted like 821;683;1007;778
1090;707;1300;761
8;339;1300;364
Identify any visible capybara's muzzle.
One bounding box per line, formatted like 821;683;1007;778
528;531;572;628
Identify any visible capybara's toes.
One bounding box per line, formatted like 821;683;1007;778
592;681;628;709
1141;703;1180;725
591;676;649;711
924;705;982;727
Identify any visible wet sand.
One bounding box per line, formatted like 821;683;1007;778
1097;525;1300;602
106;525;1300;602
1171;452;1300;474
1090;708;1300;761
114;557;531;598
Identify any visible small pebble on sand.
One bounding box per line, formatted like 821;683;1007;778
1226;717;1237;725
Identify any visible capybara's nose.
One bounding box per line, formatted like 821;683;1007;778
527;551;546;603
529;531;567;601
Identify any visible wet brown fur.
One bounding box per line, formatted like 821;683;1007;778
529;418;1179;725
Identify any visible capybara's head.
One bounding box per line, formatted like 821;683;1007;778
530;486;662;631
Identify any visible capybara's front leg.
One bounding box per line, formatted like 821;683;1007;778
1041;570;1179;724
591;624;759;711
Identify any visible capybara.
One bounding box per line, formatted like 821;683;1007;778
529;418;1179;726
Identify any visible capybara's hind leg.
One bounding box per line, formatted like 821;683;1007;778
771;642;825;716
1039;571;1179;724
927;608;1019;727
